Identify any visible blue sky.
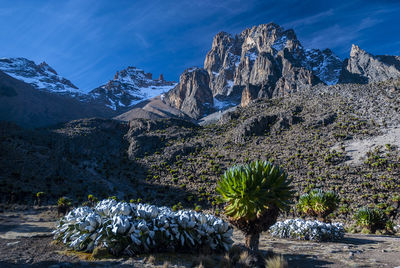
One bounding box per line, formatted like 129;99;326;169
1;0;399;92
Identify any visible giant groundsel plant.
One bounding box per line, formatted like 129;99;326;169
217;160;294;251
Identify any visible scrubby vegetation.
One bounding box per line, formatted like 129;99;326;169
354;207;388;233
36;192;45;206
57;196;72;216
3;80;400;266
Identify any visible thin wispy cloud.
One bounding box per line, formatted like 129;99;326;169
283;9;335;29
302;17;383;52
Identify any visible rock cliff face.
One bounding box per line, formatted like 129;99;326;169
89;66;176;113
339;45;400;84
203;23;342;107
166;68;213;119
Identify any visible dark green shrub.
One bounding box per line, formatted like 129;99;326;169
88;194;98;207
57;196;72;216
36;192;45;206
354;207;387;233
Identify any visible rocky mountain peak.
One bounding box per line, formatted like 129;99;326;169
165;67;213;119
203;22;335;108
240;22;301;55
88;66;175;112
340;44;400;84
211;32;234;49
350;44;367;58
38;61;58;75
0;57;79;93
304;48;342;85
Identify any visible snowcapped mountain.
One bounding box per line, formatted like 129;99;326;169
88;66;176;112
0;57;176;114
304;49;342;85
0;57;81;95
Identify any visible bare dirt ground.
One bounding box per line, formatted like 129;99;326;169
1;207;400;267
334;126;400;165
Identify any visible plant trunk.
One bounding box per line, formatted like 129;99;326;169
245;233;260;251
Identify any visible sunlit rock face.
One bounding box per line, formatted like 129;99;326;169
203;23;342;107
339;44;400;84
165;67;213;119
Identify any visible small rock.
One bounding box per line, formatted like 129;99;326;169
348;252;354;259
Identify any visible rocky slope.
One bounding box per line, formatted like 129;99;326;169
340;44;400;84
114;96;191;122
88;66;176;113
2;78;400;227
0;58;80;96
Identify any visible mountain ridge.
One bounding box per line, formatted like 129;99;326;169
2;22;400;127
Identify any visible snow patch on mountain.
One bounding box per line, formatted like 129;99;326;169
89;66;176;112
213;97;232;109
0;57;81;94
304;49;342;85
272;35;287;51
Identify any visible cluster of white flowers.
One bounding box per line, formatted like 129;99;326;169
53;199;233;255
269;218;345;242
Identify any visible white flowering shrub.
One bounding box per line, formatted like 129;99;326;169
53;199;233;255
269;219;345;242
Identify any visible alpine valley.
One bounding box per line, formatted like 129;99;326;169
1;22;400;267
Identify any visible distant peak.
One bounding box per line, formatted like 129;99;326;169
215;31;231;37
185;67;203;73
251;22;286;33
38;61;58;75
350;44;369;58
264;22;281;29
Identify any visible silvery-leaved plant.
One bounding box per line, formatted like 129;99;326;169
53;199;233;255
269;218;345;241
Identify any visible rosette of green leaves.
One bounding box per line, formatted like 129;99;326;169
354;207;387;233
216;160;294;250
297;189;339;222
